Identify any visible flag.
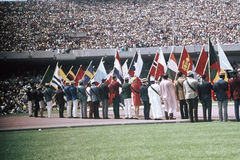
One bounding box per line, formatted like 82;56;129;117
122;59;129;79
74;65;84;85
83;61;94;85
166;47;178;81
148;52;159;78
134;51;148;86
67;70;75;81
113;51;123;84
178;46;193;76
209;39;220;83
51;63;64;90
217;43;233;71
94;58;107;84
128;52;138;77
155;48;167;80
40;65;54;86
105;69;114;85
195;47;208;76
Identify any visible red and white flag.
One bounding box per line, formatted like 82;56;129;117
148;52;159;78
155;48;167;80
195;46;208;76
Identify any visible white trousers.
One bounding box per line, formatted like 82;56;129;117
152;105;163;119
47;101;53;118
67;100;73;117
72;100;78;117
124;98;132;118
28;101;32;116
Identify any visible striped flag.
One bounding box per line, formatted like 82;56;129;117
155;48;167;80
83;61;94;85
51;63;64;90
67;70;75;81
166;47;178;81
113;51;123;84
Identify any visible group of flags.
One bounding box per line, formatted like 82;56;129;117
40;38;233;101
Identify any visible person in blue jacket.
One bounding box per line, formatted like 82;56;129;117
213;72;229;122
64;81;72;118
70;81;79;118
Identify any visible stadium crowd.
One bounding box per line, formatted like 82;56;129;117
0;0;239;52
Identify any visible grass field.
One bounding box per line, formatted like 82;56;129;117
0;122;240;160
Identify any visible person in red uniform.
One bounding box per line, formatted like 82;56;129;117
109;75;122;119
131;77;142;119
229;69;240;121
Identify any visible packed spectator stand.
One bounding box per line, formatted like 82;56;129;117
0;0;239;52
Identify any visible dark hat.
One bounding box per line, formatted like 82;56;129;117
163;74;168;79
37;87;42;91
102;78;107;83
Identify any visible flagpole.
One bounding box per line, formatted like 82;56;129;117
147;52;158;79
208;38;211;83
202;46;209;75
195;46;204;75
63;66;73;82
82;61;93;80
177;45;184;73
39;65;50;85
74;64;82;81
128;51;137;72
123;59;128;67
51;62;59;82
154;47;161;78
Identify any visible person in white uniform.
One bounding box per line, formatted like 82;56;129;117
148;77;163;120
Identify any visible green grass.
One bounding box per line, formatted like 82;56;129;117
0;122;240;160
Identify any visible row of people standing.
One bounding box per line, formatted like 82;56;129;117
175;69;240;122
29;68;240;121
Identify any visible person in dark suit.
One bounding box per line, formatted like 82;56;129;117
213;72;229;122
99;78;109;119
229;69;240;121
55;86;66;118
26;86;33;117
90;79;101;119
109;75;122;119
198;74;213;121
32;86;39;117
140;78;150;120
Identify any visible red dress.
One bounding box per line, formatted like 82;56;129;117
131;82;141;106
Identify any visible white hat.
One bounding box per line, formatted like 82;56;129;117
150;76;155;82
78;79;83;84
71;81;75;85
187;71;193;77
91;79;96;84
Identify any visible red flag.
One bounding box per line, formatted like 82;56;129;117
148;52;159;78
155;48;167;80
195;47;208;76
74;65;84;86
178;46;193;76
